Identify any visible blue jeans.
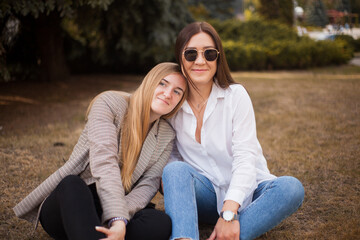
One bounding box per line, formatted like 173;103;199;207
162;161;304;240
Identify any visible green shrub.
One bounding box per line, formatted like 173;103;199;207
267;40;312;69
334;35;360;52
210;19;299;44
223;41;267;70
322;40;353;64
223;37;352;71
211;19;354;70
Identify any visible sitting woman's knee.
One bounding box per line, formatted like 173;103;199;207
150;211;172;240
128;209;172;240
281;176;305;206
162;161;191;179
56;175;86;194
59;175;83;186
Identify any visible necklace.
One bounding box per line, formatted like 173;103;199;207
188;97;208;144
188;97;208;113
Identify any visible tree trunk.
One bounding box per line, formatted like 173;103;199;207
35;12;69;82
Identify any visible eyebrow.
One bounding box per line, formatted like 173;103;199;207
161;79;185;92
185;46;216;50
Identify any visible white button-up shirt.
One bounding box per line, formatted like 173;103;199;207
169;82;276;213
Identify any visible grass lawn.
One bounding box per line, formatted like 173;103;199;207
1;65;359;239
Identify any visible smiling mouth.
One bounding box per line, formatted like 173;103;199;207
192;69;208;73
158;98;169;105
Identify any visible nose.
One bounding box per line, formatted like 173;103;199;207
163;88;172;99
194;51;206;64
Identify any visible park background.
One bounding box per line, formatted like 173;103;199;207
0;0;359;239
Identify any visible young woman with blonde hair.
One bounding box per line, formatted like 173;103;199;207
162;22;304;240
14;62;188;240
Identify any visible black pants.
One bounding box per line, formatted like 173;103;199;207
39;175;172;240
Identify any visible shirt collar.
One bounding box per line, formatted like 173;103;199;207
182;80;226;114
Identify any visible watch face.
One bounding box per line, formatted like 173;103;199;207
223;211;234;221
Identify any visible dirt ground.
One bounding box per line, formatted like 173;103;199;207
1;65;359;239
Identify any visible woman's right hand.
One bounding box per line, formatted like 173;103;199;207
96;220;126;240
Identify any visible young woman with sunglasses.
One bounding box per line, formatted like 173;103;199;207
13;62;188;240
162;22;305;240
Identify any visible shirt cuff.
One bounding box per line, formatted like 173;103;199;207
224;189;246;208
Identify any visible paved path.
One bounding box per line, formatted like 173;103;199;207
306;27;360;40
349;56;360;66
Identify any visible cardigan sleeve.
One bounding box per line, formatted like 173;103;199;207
125;138;174;217
87;91;130;222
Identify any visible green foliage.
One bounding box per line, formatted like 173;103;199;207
64;0;192;73
188;3;211;20
0;0;192;81
223;41;267;70
310;0;360;15
211;19;353;70
336;0;351;13
0;44;10;81
0;0;114;18
258;0;294;26
305;0;329;27
210;19;299;44
350;0;360;15
0;0;115;81
334;35;360;52
187;0;235;20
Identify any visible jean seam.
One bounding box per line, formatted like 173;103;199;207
241;181;274;216
253;182;267;196
191;173;216;194
168;173;199;240
190;172;200;239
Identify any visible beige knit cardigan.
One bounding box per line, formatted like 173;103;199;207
13;91;175;228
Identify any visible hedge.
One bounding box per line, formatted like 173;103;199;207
223;38;352;70
211;19;354;70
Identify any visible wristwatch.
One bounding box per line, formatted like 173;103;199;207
220;210;238;222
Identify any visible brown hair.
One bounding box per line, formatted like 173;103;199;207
175;22;235;89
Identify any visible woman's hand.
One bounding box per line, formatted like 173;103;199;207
207;218;240;240
208;200;240;240
96;220;126;240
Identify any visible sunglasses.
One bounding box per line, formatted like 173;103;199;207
183;48;219;62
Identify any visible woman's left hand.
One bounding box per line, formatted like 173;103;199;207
207;218;240;240
96;220;126;240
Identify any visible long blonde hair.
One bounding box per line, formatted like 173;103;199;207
85;63;186;192
120;62;187;192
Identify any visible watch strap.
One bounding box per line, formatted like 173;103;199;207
220;210;238;222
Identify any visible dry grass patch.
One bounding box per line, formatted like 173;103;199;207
1;66;359;239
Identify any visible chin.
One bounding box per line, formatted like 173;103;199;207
193;78;212;85
154;109;169;116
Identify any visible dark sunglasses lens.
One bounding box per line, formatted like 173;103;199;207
204;49;218;61
184;50;197;61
